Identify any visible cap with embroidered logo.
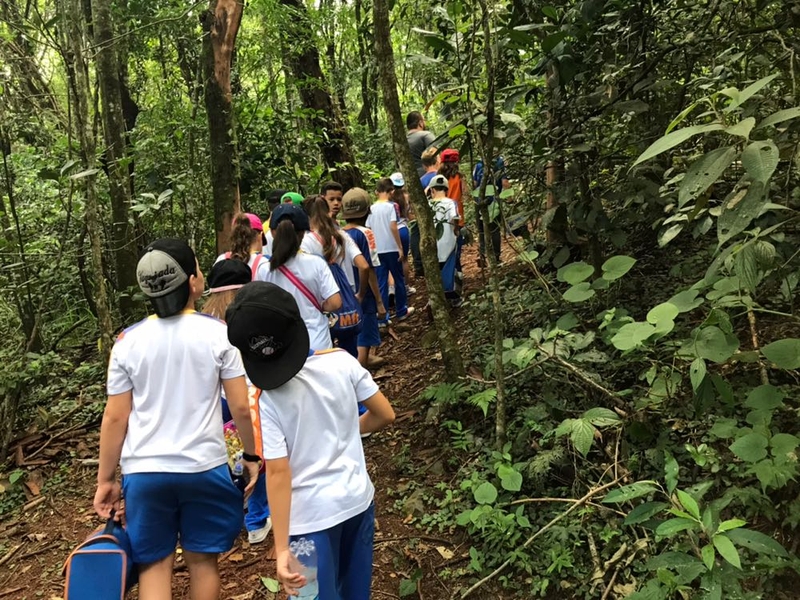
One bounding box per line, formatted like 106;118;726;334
137;238;197;318
226;281;310;390
341;187;371;219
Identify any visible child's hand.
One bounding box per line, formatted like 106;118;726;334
93;481;122;520
377;303;387;321
277;549;307;596
242;460;261;498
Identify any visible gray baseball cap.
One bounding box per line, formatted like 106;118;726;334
429;174;449;190
137;239;196;318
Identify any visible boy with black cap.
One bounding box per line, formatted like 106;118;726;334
342;187;387;368
226;282;395;599
94;239;261;599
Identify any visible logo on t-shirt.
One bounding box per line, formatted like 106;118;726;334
249;335;283;356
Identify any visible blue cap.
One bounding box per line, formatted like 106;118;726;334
270;204;310;232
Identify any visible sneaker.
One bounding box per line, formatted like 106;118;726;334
378;319;391;329
450;298;464;308
248;517;272;544
396;307;416;322
367;355;386;368
455;271;464;281
389;284;395;296
407;286;417;295
361;431;372;439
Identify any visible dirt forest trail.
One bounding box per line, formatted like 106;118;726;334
0;240;514;600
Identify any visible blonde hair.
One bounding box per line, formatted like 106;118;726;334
421;147;439;167
201;290;238;320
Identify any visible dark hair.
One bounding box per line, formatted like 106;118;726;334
308;197;345;263
392;188;409;220
406;111;424;129
270;219;304;269
320;181;343;196
267;189;287;210
230;213;259;262
302;194;320;215
376;177;394;195
438;162;461;180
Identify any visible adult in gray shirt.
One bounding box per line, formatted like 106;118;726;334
406;111;436;177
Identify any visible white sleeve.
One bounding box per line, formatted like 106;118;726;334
350;357;380;402
260;397;289;460
255;260;271;281
219;343;246;380
315;257;341;301
106;340;133;395
301;234;323;258
388;206;397;223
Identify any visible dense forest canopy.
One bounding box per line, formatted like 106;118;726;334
3;0;800;597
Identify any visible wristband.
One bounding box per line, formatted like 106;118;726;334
242;452;262;463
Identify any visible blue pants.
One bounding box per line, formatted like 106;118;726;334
245;471;270;532
290;503;374;600
456;231;464;272
399;226;410;258
377;251;408;321
335;331;359;358
440;250;459;299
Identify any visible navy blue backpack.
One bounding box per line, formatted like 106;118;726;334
327;260;363;336
64;513;136;599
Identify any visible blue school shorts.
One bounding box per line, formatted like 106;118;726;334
122;463;243;564
290;503;375;600
357;312;380;348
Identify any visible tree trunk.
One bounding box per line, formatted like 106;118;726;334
91;0;140;321
60;0;115;359
373;0;464;380
355;0;378;131
201;0;243;253
280;0;363;189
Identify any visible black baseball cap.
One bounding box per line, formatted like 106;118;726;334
269;204;310;232
226;282;310;390
207;259;252;294
137;239;197;318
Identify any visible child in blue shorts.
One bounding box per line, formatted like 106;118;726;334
226;282;396;599
94;239;261;599
342;187;387;369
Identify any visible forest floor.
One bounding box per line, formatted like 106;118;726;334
0;241;511;600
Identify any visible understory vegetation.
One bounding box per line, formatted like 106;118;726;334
3;0;800;597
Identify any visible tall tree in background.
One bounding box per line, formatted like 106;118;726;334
373;0;464;380
280;0;363;189
91;0;139;320
201;0;243;252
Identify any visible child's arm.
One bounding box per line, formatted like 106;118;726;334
266;457;307;594
322;292;342;312
390;221;404;257
354;254;370;301
223;376;260;494
359;390;396;434
369;268;386;320
94;391;132;519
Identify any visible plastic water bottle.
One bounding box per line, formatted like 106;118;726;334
231;460;247;494
290;537;318;598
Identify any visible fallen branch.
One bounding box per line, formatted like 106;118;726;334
459;477;622;598
0;587;24;598
0;544;23;568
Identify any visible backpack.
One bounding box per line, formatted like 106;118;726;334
63;513;137;599
224;252;264;279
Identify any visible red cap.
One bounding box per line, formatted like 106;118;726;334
441;149;460;163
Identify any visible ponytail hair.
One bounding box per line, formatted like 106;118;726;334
270;219;304;269
307;196;344;263
438;162;460;180
392;187;409;220
376;178;394;195
230;213;259;262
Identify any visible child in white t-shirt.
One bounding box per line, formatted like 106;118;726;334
225;281;395;599
428;174;462;306
94;239;261;598
254;204;342;351
214;212;266;273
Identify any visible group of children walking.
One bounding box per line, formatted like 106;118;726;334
91;147;497;598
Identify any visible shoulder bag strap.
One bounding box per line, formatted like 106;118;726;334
277;265;324;312
250;254;263;279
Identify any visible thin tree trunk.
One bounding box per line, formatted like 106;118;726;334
201;0;243;253
91;0;139;321
60;0;115;359
280;0;363;189
473;0;506;449
373;0;464;380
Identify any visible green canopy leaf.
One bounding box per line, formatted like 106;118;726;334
678;146;737;208
473;481;498;504
762;339;800;369
602;481;658;504
713;534;741;569
601;255;636;281
729;432;769;463
563;282;595;303
741;140;779;182
758;106;800;129
557;261;595;284
611;322;656;351
632;124;724;167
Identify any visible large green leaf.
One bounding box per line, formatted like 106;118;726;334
473;481;498;505
677;490;701;520
744;384;784;410
724;117;756;139
583;407;620;427
702;544;716;570
656;517;697;537
690;358;707;392
717;180;767;245
761;339;800;369
563;282;595;303
624;501;669;525
570;418;595;456
611;322;656;351
602;481;659;504
633;124;724;167
741;140;779;183
729;432;768;463
712;534;741;569
557;261;594;284
693;326;738;363
647;302;679;325
726;74;778;110
726;527;788;557
678;146;737;208
601;255;636;281
758;106;800;129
